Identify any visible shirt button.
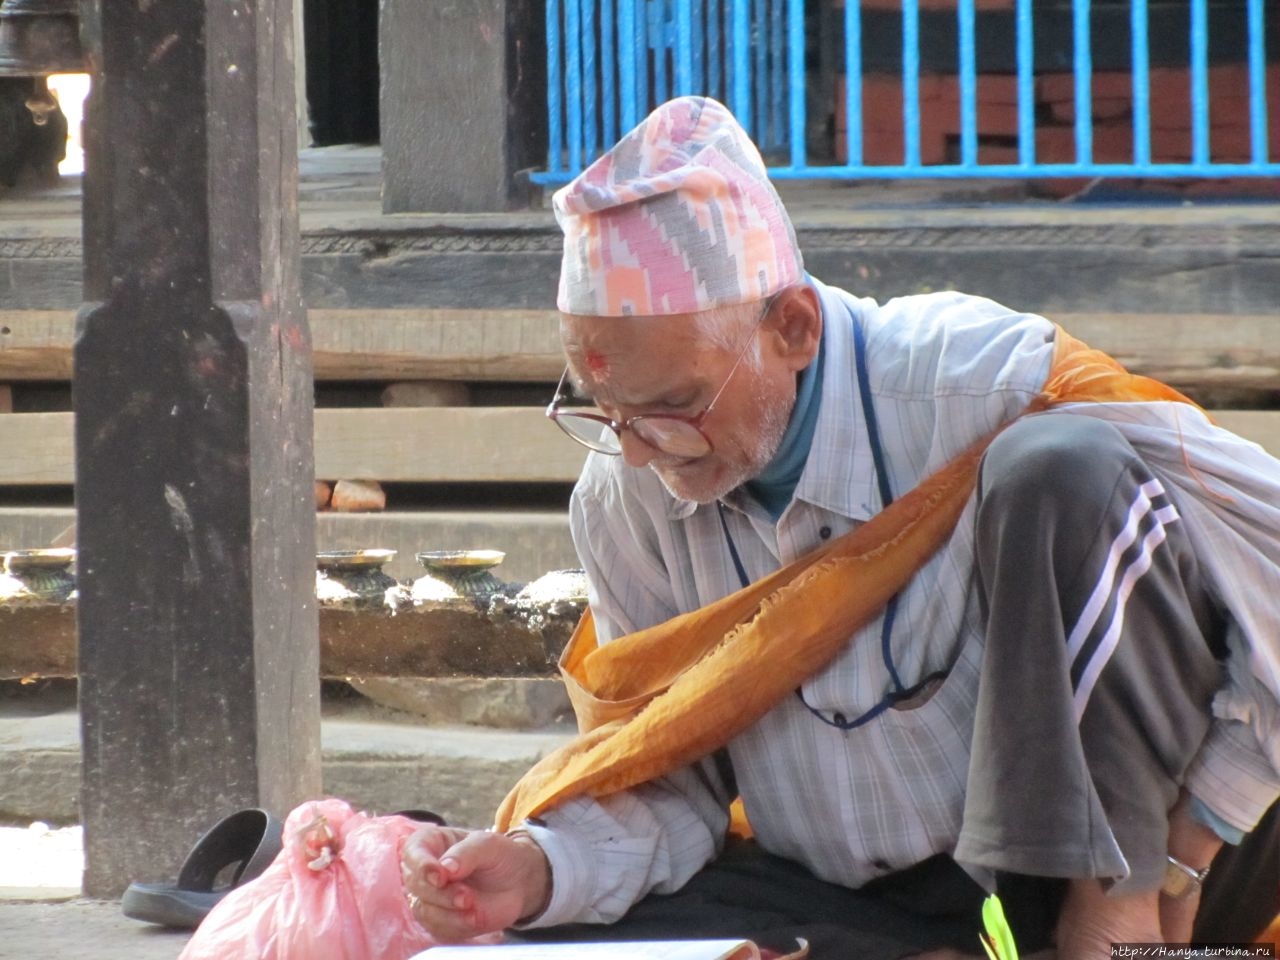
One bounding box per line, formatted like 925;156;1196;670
819;525;832;540
873;859;891;871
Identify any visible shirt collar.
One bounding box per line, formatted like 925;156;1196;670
789;276;879;522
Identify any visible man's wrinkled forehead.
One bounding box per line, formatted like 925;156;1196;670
560;311;702;395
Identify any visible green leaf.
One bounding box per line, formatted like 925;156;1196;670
981;894;1019;960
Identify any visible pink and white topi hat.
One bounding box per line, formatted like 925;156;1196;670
553;96;804;317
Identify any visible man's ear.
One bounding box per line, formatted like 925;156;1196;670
765;284;822;372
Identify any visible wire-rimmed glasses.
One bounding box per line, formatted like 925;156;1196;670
546;298;775;458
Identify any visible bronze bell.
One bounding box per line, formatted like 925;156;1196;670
0;0;88;77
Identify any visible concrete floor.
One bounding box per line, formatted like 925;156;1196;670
0;900;192;960
0;678;576;958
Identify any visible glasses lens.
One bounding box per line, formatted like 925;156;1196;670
554;413;622;454
631;417;711;458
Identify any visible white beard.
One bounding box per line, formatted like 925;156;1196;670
651;377;793;504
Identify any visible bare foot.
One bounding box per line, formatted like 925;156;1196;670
1056;878;1162;960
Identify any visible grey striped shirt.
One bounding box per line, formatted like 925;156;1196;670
520;279;1280;927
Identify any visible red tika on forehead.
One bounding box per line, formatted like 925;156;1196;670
584;349;609;378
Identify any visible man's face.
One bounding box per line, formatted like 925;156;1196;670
559;304;797;503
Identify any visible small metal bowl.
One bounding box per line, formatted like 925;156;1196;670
316;549;397;571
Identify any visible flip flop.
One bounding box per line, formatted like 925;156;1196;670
121;807;283;928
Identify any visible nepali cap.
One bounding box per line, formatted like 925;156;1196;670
554;95;804;317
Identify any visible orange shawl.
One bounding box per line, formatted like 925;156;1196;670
495;327;1195;831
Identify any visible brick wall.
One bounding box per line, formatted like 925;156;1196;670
836;63;1280;167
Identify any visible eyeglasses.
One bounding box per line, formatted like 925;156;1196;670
546;297;774;458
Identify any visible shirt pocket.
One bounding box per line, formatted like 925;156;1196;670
868;629;984;848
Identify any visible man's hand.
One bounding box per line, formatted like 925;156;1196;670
401;824;552;943
1160;791;1223;944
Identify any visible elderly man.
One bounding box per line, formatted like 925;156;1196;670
403;97;1280;958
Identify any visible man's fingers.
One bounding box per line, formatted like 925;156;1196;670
402;826;475;890
408;893;482;944
403;825;470;865
406;875;472;911
429;830;508;884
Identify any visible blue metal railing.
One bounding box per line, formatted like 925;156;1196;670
533;0;1278;185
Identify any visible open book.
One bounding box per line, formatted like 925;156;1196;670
415;939;809;959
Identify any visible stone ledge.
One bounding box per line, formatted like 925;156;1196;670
0;580;585;681
0;704;576;830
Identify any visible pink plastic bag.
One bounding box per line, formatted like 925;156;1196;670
179;797;443;960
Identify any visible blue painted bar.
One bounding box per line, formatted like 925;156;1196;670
619;0;638;131
843;0;862;166
1016;0;1034;165
787;0;804;167
754;0;767;141
602;0;617;146
708;0;722;101
583;0;599;159
1131;0;1151;165
902;0;921;166
692;0;705;94
635;0;648;125
1072;0;1093;164
1247;0;1269;163
566;0;583;172
675;0;693;93
650;0;668;105
546;0;563;173
957;0;977;167
731;0;750;131
1190;0;1210;166
771;0;785;150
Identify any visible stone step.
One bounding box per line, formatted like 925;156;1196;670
0;688;576;830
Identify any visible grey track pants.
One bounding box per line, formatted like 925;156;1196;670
957;413;1226;894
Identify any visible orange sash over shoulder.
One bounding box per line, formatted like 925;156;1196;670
494;327;1196;831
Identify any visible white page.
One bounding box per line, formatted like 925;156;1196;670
412;939;760;960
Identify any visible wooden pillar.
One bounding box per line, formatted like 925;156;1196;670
379;0;546;213
74;0;321;896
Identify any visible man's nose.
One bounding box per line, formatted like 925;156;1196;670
619;429;660;469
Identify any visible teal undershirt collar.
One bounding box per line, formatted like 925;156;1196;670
743;329;825;521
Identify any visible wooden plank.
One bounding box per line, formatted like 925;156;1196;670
0;408;588;484
3;308;1280;387
0;311;75;379
0;407;1276;486
0;412;74;483
0;308;564;382
310;308;563;381
314;408;586;482
1054;313;1280;390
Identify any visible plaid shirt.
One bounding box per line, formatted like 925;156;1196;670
521;278;1280;927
